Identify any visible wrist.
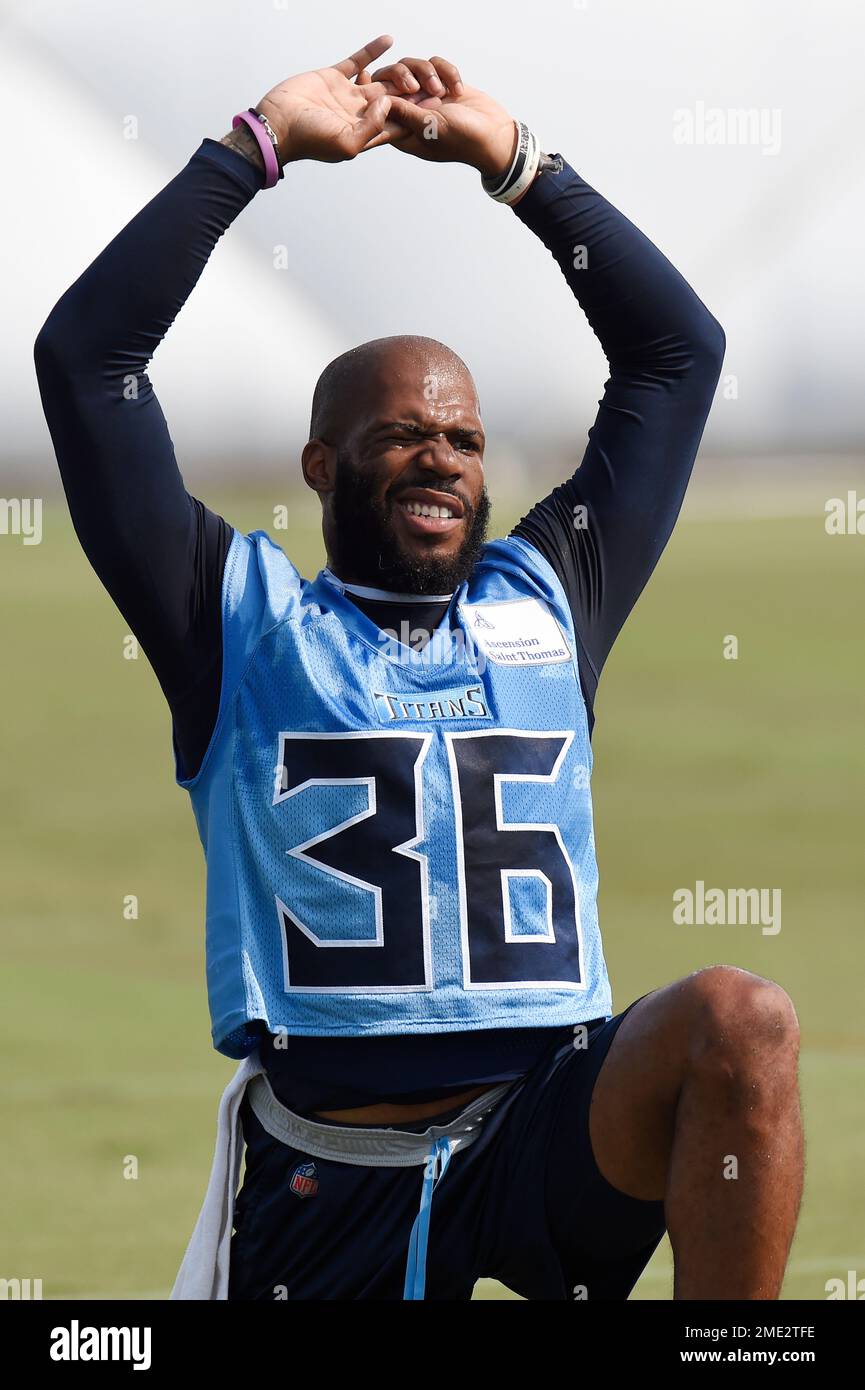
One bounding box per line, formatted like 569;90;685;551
220;124;266;176
473;120;519;180
256;97;293;166
480;122;543;205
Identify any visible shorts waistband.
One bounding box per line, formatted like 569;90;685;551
247;1073;515;1167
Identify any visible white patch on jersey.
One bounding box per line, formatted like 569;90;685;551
458;598;571;666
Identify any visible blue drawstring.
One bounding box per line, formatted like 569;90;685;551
403;1136;454;1300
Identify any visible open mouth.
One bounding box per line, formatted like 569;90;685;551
394;489;465;537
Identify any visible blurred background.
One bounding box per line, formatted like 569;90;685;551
1;0;863;1300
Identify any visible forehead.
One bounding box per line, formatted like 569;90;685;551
356;353;482;431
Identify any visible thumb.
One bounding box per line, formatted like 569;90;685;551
344;94;392;154
386;94;439;139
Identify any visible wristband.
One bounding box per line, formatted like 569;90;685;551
232;108;283;188
481;122;540;204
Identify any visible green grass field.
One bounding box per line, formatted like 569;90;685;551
1;485;862;1300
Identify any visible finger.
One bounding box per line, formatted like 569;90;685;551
395;57;446;97
362;119;419;154
384;94;437;138
341;94;394;155
370;108;425;143
429;55;464;95
355;67;371;86
335;34;393;79
369;61;421;94
356;79;390;103
406;93;444;111
360;122;403;152
372;56;446;97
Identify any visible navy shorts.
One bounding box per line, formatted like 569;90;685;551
228;999;666;1301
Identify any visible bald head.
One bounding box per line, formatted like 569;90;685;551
309;335;477;444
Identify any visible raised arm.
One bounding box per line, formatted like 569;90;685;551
370;57;725;718
33;140;262;778
507;160;725;715
33;37;396;779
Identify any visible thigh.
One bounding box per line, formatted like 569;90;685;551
479;1007;667;1300
544;1002;668;1297
587;977;700;1201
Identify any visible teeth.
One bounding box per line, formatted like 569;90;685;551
402;501;454;519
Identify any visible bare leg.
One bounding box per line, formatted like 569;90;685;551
587;966;804;1299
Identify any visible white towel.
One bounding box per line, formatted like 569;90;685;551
171;1052;264;1300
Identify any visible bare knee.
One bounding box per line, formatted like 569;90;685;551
681;966;800;1088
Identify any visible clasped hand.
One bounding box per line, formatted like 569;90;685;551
255;34;518;181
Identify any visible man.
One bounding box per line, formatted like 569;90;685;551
35;35;803;1301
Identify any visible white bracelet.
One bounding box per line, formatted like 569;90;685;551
499;131;540;204
481;122;541;204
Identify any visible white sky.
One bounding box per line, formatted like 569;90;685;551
3;0;864;480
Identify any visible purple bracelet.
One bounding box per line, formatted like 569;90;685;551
232;109;283;188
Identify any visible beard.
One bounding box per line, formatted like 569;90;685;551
330;450;492;594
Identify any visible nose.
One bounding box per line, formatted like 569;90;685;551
414;435;465;479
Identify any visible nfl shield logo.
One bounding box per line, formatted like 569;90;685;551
290;1162;319;1198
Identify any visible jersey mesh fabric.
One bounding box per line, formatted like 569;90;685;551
182;529;611;1056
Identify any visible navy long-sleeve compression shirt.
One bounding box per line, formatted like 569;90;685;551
35;137;724;1111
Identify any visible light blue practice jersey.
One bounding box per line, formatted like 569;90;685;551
179;530;612;1057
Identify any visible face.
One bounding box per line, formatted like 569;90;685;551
305;351;491;595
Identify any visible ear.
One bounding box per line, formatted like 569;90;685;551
301;439;337;495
